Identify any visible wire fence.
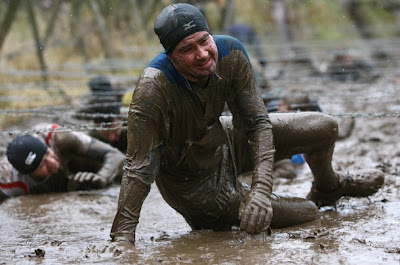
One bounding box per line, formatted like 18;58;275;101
1;120;127;137
1;37;399;137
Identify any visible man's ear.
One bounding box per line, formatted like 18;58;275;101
167;53;176;68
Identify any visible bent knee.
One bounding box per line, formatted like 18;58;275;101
306;112;338;141
320;113;338;130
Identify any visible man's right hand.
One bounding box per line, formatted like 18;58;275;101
69;172;107;188
110;175;152;245
111;233;136;244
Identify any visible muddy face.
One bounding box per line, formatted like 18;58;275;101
31;149;60;180
168;31;218;82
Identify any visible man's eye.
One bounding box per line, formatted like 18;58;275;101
181;47;192;53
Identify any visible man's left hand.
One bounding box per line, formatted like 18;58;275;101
239;190;273;234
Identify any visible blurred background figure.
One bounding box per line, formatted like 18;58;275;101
326;51;381;82
266;95;322;113
88;104;127;154
73;75;128;153
75;75;125;120
0;128;125;201
224;23;270;89
224;23;267;68
88;75;124;102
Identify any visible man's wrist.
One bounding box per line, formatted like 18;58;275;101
111;233;135;244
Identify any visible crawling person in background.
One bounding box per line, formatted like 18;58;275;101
110;3;384;244
326;51;381;82
88;104;128;154
0;124;125;201
75;75;125;121
224;23;270;89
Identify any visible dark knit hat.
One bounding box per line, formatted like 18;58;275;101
6;135;48;174
154;3;210;53
88;76;112;93
92;104;121;124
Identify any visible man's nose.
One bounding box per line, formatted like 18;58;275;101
195;46;208;59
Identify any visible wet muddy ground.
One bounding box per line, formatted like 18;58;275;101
1;60;400;264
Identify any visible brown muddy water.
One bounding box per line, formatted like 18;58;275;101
1;62;400;264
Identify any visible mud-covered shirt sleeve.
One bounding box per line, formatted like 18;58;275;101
227;49;275;193
124;68;167;184
110;68;167;243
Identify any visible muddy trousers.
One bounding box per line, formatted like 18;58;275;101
269;112;339;192
225;112;339;194
269;193;319;228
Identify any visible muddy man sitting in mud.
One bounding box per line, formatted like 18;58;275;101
110;3;384;244
0;125;125;201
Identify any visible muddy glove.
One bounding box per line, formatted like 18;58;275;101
110;176;150;244
239;147;275;234
69;172;107;188
239;175;273;234
87;139;125;187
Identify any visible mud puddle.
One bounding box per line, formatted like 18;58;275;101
1;64;400;265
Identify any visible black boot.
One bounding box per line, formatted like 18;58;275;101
307;169;384;207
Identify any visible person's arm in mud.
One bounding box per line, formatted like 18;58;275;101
0;157;28;200
0;191;7;202
0;167;12;201
228;48;275;234
110;73;165;244
0;160;12;202
54;132;125;189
